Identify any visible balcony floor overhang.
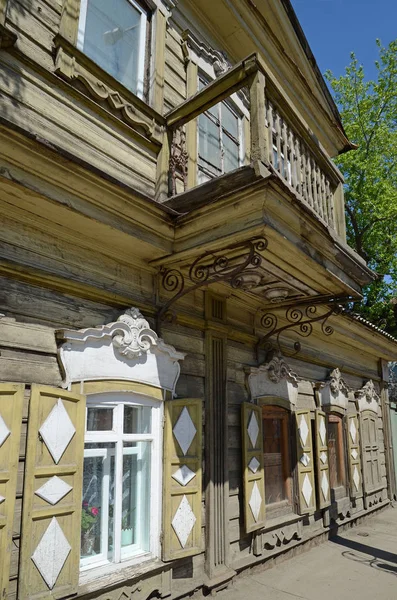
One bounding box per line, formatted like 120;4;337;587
157;162;375;311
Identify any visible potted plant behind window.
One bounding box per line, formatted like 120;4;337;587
81;502;99;555
121;513;133;546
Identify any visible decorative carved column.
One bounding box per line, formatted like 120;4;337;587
204;293;235;588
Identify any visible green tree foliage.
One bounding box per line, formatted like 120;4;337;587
326;40;397;334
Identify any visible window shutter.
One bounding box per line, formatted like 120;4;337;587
0;384;24;599
347;414;362;498
295;410;316;514
19;385;86;600
162;398;202;561
314;410;330;509
242;403;265;533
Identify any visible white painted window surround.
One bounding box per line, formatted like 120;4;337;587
77;0;147;97
58;308;186;579
81;392;162;570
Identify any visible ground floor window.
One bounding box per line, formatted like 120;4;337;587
327;413;346;490
262;406;292;508
81;393;161;569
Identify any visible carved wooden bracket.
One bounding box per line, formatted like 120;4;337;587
53;35;163;145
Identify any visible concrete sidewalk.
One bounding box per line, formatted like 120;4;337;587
218;507;397;599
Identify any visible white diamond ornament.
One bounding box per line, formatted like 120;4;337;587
321;472;329;501
39;399;76;464
173;407;196;456
350;419;357;444
319;418;327;446
248;457;260;474
249;481;262;522
353;466;360;491
172;495;196;548
299;415;309;447
302;474;312;507
300;453;310;467
31;517;71;589
172;465;196;487
0;414;10;447
35;476;72;505
0;495;4;504
320;451;327;464
351;449;358;460
247;411;259;448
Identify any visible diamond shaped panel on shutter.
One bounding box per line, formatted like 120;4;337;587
295;410;316;514
347;414;363;499
242;403;265;533
315;410;330;509
19;385;85;600
162;398;202;561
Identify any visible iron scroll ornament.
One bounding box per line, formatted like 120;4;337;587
157;237;268;325
256;297;353;357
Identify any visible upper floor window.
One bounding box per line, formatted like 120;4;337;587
198;75;242;183
81;393;162;570
262;406;292;509
327;414;346;490
77;0;148;97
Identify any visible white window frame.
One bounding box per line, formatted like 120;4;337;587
77;0;147;98
81;392;162;571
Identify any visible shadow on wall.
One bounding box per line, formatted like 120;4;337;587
330;534;397;576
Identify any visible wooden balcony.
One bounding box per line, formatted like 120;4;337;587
161;53;346;241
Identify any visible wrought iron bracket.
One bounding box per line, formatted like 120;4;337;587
256;296;354;359
156;237;268;329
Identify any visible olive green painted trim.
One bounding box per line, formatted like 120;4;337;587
71;380;164;400
186;61;198;190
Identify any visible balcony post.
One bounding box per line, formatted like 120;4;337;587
249;70;268;164
333;181;347;242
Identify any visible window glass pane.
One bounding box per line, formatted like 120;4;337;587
222;103;238;139
263;417;287;504
198;113;221;172
81;443;115;562
222;132;239;173
122;442;151;554
82;0;143;94
198;77;219;119
87;407;113;431
123;405;151;434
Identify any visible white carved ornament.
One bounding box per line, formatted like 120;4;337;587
58;308;185;393
39;399;76;464
328;368;349;396
355;380;380;413
318;367;349;409
247;352;298;403
355;380;380;403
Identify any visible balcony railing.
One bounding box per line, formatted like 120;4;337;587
160;53;345;239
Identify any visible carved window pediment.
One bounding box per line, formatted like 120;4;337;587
318;367;349;410
247;352;298;405
355;380;380;414
58;308;185;393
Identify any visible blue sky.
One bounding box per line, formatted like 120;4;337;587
291;0;397;80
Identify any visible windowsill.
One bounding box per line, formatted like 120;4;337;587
79;553;167;594
263;510;301;532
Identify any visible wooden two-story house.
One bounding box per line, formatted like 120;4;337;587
0;1;396;600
